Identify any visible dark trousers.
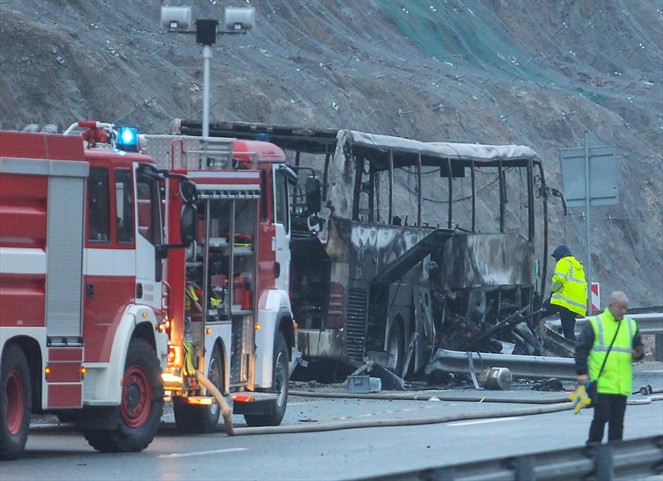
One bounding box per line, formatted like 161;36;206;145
587;393;628;444
542;302;577;341
559;306;577;341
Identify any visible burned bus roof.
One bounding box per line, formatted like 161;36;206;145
352;130;538;162
176;119;338;154
176;119;542;167
347;131;541;168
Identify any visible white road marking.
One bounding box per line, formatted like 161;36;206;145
159;447;247;458
448;417;523;427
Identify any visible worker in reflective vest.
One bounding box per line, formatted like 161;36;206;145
549;245;587;340
575;291;645;444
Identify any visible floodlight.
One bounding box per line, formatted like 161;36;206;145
161;6;192;32
224;7;255;31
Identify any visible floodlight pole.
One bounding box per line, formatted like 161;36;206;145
583;131;592;313
202;44;212;139
195;19;219;141
162;6;255;139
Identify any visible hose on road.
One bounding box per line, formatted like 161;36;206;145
231;401;572;436
289;389;570;404
227;389;662;437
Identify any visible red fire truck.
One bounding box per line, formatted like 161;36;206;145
0;121;197;459
143;131;299;432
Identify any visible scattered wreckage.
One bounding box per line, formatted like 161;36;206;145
174;120;568;385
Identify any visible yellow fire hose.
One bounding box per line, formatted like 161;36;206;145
195;371;234;436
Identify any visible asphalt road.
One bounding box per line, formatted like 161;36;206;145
2;364;661;481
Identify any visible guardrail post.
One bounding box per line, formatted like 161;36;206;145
655;334;663;362
595;444;614;480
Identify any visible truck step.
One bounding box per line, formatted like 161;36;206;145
184;396;215;406
231;392;279;415
232;392;278;403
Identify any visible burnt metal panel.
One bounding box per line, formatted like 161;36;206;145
290;234;331;330
374;228;454;284
175;119;339;154
433;233;534;291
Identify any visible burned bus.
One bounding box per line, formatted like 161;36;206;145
175;120;551;378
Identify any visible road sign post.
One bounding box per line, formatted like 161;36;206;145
559;134;618;313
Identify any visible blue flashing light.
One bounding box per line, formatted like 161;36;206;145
116;126;139;152
256;133;269;141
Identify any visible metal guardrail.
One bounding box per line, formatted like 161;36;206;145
428;349;577;380
546;312;663;335
624;306;663;315
360;435;663;481
428;313;663;380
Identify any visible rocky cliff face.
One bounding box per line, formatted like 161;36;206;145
1;0;661;306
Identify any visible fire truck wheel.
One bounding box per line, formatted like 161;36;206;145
1;344;32;460
83;338;163;452
173;345;224;434
244;332;289;427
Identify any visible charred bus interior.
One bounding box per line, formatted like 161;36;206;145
178;120;550;380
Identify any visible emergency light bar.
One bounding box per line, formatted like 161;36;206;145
116;126;139;152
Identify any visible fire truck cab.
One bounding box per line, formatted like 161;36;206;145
144;132;299;431
0;122;195;459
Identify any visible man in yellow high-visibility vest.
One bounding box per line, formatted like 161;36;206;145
549;245;587;341
575;291;645;444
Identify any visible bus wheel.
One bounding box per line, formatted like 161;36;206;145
386;320;405;376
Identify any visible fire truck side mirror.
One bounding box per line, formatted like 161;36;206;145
179;179;197;204
180;204;197;246
305;176;322;214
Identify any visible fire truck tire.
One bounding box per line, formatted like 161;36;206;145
1;344;31;461
82;338;163;452
244;332;289;427
173;345;224;434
